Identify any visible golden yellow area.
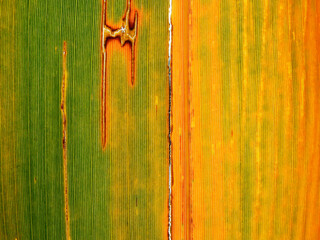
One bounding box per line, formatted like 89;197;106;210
171;0;191;238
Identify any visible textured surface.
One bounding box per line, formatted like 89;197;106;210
172;0;320;239
1;0;320;239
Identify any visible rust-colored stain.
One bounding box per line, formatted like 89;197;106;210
100;0;138;149
61;41;71;240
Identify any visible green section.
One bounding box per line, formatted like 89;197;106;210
0;1;20;239
0;0;168;239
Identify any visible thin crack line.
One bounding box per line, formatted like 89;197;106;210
168;0;173;239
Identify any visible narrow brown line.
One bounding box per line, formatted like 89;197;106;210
168;0;173;239
101;0;107;150
61;41;71;240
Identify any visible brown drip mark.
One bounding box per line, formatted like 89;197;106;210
101;0;138;149
61;41;71;240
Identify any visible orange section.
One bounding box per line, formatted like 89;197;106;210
304;0;320;238
172;0;320;239
172;0;226;239
171;0;191;239
189;1;223;239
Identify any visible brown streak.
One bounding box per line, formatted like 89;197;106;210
100;0;138;149
101;0;107;149
61;41;71;240
103;3;137;85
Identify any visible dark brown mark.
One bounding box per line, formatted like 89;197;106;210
101;0;138;149
61;41;71;240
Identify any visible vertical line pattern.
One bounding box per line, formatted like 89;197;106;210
168;0;173;239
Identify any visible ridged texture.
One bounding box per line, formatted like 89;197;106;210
1;0;320;239
172;0;320;239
